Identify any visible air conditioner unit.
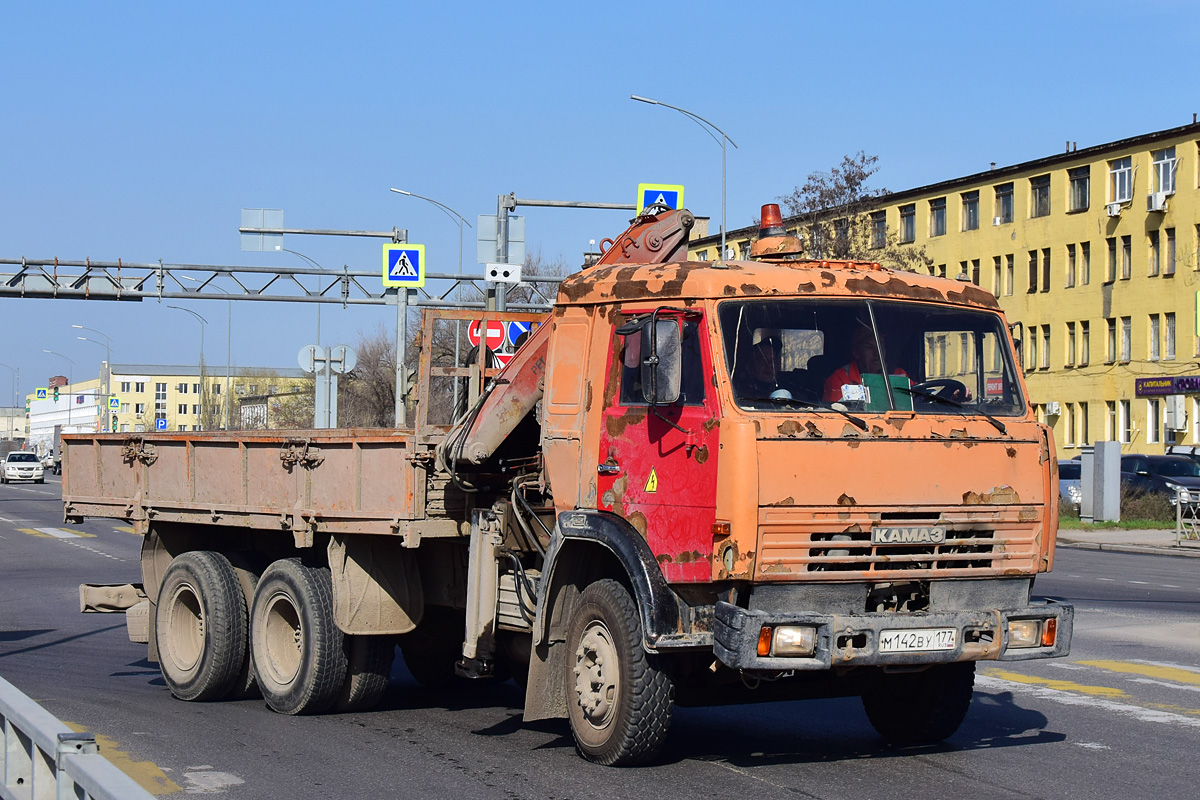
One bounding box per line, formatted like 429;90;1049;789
1146;192;1168;212
1105;202;1123;217
1044;401;1061;416
992;216;1003;226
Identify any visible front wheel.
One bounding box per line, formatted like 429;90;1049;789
862;661;976;744
564;579;674;766
250;559;347;715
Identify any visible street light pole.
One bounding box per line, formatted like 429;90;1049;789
72;324;113;431
279;248;326;347
631;94;738;259
43;349;77;429
168;306;208;430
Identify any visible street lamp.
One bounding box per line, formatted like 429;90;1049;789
389;188;472;273
631;94;738;259
168;306;208;367
72;325;113;430
178;278;232;428
278;248;326;347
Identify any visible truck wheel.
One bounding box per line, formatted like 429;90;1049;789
334;636;395;712
251;559;347;715
155;551;247;702
862;661;976;744
564;579;674;766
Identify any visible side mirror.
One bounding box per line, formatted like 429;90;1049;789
640;318;682;405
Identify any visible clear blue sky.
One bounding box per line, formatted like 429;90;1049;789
2;0;1197;404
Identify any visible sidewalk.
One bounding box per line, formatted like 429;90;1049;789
1056;527;1200;558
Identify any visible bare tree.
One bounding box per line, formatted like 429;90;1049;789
780;152;933;272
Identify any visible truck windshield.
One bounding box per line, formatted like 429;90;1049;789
719;298;1025;416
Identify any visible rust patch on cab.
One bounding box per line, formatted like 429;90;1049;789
962;485;1021;505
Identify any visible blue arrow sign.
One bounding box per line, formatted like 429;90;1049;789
507;320;540;348
382;244;426;288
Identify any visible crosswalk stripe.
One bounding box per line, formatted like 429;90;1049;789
977;674;1200;729
982;668;1127;698
19;527;96;539
113;526;139;535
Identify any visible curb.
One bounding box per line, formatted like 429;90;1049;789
1057;540;1200;558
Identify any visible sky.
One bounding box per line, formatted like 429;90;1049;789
2;0;1198;405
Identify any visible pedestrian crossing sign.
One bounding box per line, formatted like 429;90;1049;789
35;387;48;400
637;183;685;215
383;244;426;288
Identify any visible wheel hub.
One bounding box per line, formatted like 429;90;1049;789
573;621;618;727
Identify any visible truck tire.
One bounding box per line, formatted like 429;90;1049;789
155;551;247;702
250;559;347;715
564;579;674;766
862;661;976;744
334;636;395;712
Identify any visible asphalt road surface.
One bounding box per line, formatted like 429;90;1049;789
2;475;1198;798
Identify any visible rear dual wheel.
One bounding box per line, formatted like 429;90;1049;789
250;558;393;715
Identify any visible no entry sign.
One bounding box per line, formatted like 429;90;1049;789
467;319;505;348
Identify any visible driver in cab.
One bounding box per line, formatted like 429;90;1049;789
823;326;907;403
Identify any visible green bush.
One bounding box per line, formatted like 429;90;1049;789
1120;487;1175;522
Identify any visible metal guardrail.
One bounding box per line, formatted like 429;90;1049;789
0;674;155;800
1176;488;1200;545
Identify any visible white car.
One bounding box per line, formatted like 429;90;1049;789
1;452;45;484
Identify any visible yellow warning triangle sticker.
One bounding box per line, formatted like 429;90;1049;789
645;468;658;493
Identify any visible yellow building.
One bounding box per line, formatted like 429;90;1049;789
692;120;1200;456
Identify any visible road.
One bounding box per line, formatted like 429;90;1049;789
2;475;1198;799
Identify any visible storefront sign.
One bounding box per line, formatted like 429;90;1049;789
1134;376;1200;396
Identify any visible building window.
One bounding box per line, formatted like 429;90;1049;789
192;383;201;394
1030;174;1051;217
1066;404;1076;445
178;403;188;415
1005;254;1014;295
192;404;200;415
120;381;131;392
1166;228;1176;276
1107;401;1117;440
248;384;258;395
155;383;166;400
135;382;145;393
1120;235;1132;279
1120;400;1132;444
1080;401;1089;445
177;383;188;394
1106;318;1117;363
1148;399;1161;444
1106;237;1117;282
992;256;1002;296
971;258;980;286
1066;322;1076;366
1066;244;1076;288
962;191;979;231
1027;250;1038;293
1120;316;1131;362
1026;327;1037;371
929;198;946;237
213;383;222;395
1166;312;1176;360
1080;241;1090;285
1109;156;1133;203
1041;248;1051;292
1149;230;1160;276
868;211;886;249
899;204;916;243
1149;314;1161;361
1068;166;1090;211
1153;146;1177;194
1194;399;1200;444
120;403;130;413
135;403;146;415
1041;325;1050;370
1080;320;1090;366
994;183;1013;224
120;423;130;432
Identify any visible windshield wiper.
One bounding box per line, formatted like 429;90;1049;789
744;396;868;431
895;387;1007;434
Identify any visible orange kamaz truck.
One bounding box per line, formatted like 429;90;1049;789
69;204;1072;766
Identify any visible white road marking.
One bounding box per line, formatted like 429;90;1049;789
1128;677;1200;694
36;527;80;538
1075;742;1111;750
1163;584;1180;588
1048;662;1087;671
1097;577;1115;581
66;541;124;562
1132;659;1200;675
976;675;1200;729
1128;580;1149;585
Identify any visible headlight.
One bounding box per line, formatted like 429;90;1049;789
757;625;818;657
1067;485;1081;502
1007;619;1041;648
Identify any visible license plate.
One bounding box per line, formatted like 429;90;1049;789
879;628;957;653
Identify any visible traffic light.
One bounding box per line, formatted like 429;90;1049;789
111;415;118;431
53;386;59;401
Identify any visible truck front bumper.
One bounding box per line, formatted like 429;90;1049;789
713;600;1073;672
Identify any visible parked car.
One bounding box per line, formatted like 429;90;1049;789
1058;459;1082;513
1120;454;1200;505
1;452;45;484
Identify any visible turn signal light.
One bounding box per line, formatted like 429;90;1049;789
757;626;773;656
1041;618;1058;647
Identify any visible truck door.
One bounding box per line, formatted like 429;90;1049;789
596;311;720;583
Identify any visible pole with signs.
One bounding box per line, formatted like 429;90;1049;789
383;242;422;427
